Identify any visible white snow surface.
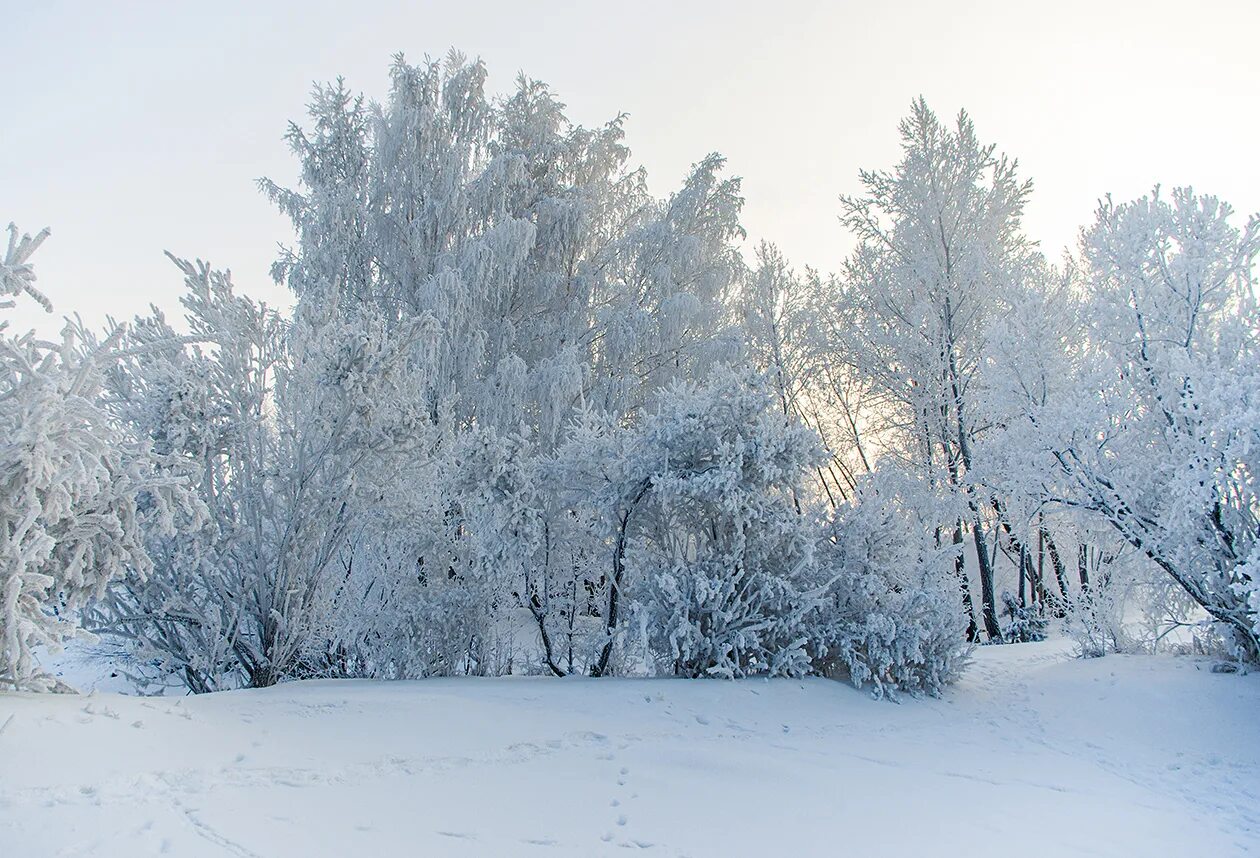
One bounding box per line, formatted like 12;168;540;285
2;640;1257;857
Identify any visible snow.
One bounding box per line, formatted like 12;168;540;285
1;640;1257;857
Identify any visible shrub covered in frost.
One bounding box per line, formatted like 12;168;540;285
556;370;824;678
809;473;970;698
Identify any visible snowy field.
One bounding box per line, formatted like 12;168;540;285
1;641;1257;857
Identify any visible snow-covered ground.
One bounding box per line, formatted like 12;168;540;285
1;641;1257;857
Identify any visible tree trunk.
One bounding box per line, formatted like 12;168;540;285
1017;544;1026;607
954;523;979;642
592;480;650;678
971;518;1002;640
1036;526;1045;606
590;513;629;678
1041;531;1071;602
530;603;566;677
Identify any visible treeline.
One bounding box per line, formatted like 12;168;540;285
1;52;1256;694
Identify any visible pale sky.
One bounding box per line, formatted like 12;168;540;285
5;0;1258;335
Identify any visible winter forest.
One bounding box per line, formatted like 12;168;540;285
6;51;1258;695
3;42;1260;857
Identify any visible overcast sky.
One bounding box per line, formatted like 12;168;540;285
5;0;1258;335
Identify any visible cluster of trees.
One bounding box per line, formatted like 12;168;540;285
2;53;1256;695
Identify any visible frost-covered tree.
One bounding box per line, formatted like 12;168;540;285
1045;188;1260;662
552;370;825;678
973;264;1087;622
741;243;878;507
0;225;187;692
590;152;745;417
254;52;750;679
838;99;1044;641
263;53;743;448
95;256;431;691
93;261;285;691
439;428;554;675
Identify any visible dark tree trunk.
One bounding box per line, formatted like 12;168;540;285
954;523;979;642
1040;531;1070;617
972;520;1002;640
530;603;566;677
1036;526;1046;606
1017;545;1026;607
592;480;650;678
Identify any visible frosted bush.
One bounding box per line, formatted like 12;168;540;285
810;474;970;698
